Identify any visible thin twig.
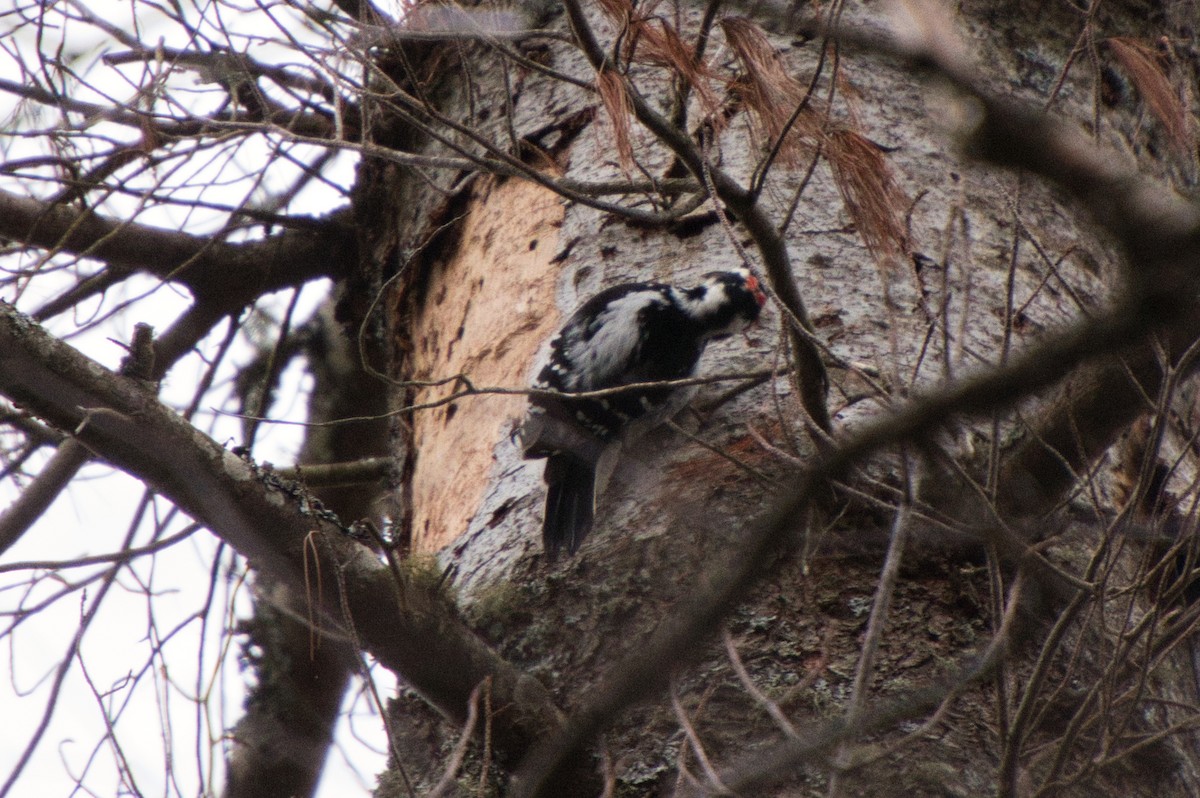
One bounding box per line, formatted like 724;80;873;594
429;678;491;798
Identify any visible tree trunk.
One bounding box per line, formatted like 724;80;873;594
359;0;1200;794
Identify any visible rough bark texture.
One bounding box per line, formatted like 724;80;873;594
363;0;1200;795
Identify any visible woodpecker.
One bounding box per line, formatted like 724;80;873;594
520;269;767;558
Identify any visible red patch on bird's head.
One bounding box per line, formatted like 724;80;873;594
746;274;767;307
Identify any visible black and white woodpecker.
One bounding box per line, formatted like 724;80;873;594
520;269;767;558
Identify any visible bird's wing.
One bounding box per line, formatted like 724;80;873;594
558;288;668;389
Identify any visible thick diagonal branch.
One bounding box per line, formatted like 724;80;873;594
0;302;577;782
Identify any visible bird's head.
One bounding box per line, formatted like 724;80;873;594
680;269;767;338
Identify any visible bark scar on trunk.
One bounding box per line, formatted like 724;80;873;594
409;175;566;553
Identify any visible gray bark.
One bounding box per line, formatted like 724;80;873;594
371;0;1200;794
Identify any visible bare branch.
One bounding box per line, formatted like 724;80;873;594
0;440;88;557
273;456;390;488
0;77;342;141
0;189;353;308
428;679;489;798
0;302;583;785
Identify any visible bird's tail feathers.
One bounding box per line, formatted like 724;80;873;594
543;454;596;559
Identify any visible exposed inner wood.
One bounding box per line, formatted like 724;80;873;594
408;176;565;553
